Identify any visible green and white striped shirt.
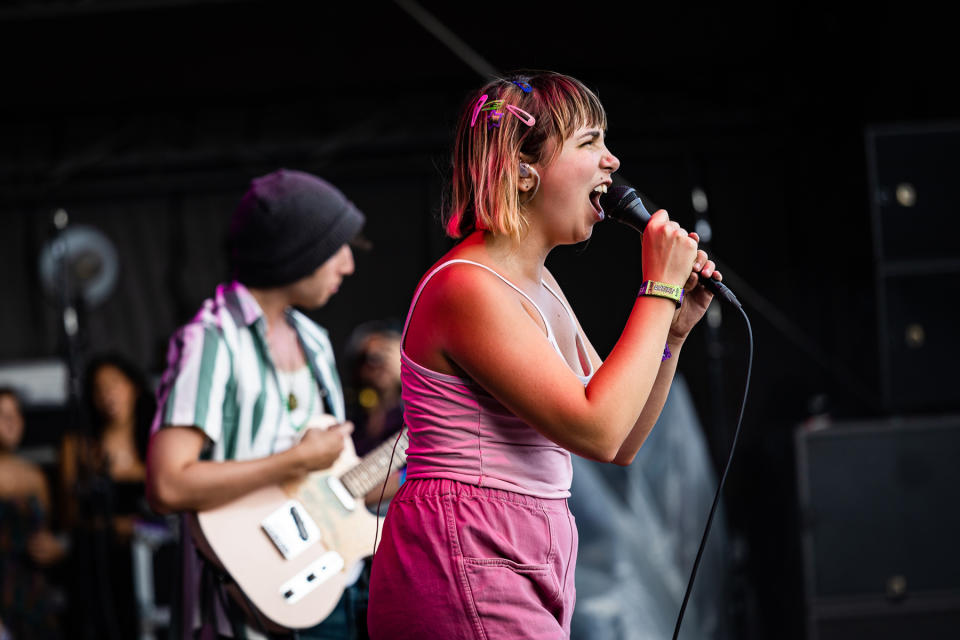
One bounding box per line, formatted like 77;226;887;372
152;281;345;462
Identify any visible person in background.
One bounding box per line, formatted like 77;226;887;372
343;320;407;509
58;353;156;639
60;353;154;533
0;387;65;639
147;168;373;639
344;320;404;458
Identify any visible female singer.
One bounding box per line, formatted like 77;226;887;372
368;71;721;639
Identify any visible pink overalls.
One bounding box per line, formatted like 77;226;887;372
368;260;594;639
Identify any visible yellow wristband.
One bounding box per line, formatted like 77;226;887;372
638;280;684;307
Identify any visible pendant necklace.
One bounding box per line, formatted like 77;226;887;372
280;369;315;431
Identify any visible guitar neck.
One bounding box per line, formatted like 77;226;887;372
339;428;410;499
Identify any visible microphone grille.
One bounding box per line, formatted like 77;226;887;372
599;185;637;219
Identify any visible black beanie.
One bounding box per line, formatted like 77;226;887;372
228;169;366;288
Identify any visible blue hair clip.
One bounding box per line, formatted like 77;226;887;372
512;80;532;93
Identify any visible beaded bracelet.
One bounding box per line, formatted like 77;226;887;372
662;343;672;361
638;280;684;307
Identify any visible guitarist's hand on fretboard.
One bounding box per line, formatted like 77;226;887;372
294;422;354;473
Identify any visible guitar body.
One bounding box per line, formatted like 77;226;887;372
189;436;385;630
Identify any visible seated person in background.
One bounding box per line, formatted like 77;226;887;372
58;353;156;639
0;387;65;639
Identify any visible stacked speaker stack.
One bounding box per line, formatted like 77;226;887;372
794;124;960;639
867;124;960;414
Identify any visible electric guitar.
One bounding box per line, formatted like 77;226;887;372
187;418;408;631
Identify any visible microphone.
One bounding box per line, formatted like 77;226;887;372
600;185;741;307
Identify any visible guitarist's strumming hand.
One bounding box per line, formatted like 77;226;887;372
294;422;354;474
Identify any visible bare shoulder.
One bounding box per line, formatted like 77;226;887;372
408;260;523;346
419;260;513;317
0;455;47;500
404;258;532;375
13;456;45;483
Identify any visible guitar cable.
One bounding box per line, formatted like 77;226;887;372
672;305;754;640
373;425;408;555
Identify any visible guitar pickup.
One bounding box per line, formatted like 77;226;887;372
327;476;357;512
278;551;345;604
261;500;320;560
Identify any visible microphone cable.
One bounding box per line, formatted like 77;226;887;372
598;183;755;637
373;425;408;555
673;305;754;640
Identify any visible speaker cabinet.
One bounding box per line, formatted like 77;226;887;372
866;124;960;413
795;415;960;640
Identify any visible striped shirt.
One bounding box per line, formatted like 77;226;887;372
152;280;345;461
153;281;353;637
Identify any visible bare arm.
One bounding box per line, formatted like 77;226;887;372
406;212;699;463
611;240;721;463
542;243;722;465
433;273;673;462
610;338;682;464
541;268;681;465
363;469;402;506
146;423;351;514
58;433;79;527
16;460;69;566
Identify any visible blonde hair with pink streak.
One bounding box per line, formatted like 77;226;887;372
445;71;608;240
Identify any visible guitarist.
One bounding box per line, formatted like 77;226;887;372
147;169;376;639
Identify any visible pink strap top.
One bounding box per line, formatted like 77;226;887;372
400;259;595;499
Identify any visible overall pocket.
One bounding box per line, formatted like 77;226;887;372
446;495;566;636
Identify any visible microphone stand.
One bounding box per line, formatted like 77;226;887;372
50;210;122;640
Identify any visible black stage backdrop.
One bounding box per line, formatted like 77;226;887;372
1;2;957;638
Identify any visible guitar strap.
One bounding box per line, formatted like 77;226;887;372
198;557;247;639
200;558;299;640
197;555;305;640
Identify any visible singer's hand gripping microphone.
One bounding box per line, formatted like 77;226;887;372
599;186;741;308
